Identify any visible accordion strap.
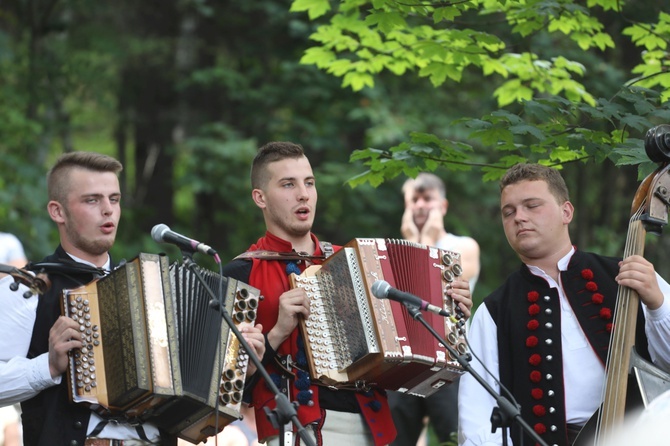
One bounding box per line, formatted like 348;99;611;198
26;260;107;277
234;241;335;261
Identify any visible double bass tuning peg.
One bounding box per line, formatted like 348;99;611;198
8;281;33;298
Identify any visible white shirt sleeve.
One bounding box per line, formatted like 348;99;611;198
0;354;60;406
0;276;60;406
458;304;512;446
643;273;670;371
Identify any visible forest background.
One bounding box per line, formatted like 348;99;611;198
2;1;670;321
1;1;669;444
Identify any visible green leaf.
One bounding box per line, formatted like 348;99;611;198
509;124;545;140
493;79;534;106
300;47;336;67
290;0;331;20
342;71;374;90
433;6;463;23
365;11;407;34
620;114;652;132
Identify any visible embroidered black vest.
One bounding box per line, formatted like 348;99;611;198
485;250;649;446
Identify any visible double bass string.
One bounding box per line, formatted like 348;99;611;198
595;204;646;444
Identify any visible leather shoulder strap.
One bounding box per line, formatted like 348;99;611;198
234;241;335;261
233;250;326;261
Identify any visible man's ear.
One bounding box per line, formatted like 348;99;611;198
251;189;266;209
442;198;449;217
562;200;574;224
47;200;65;224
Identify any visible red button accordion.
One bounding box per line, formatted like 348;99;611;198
289;238;468;397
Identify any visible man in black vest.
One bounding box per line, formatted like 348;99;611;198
458;163;670;446
7;152;170;446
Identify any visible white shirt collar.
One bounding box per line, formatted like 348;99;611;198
526;246;576;284
65;252;111;273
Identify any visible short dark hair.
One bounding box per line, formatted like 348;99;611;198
402;173;447;199
47;152;123;203
251;142;306;189
500;163;569;203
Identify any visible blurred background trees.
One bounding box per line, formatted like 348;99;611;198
1;0;669;307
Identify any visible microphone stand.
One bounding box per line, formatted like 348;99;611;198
401;302;549;446
180;254;316;446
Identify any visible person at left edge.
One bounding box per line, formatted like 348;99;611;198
0;151;171;446
0;151;263;446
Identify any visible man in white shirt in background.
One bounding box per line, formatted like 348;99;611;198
389;172;480;445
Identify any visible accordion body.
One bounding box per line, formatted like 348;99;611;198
290;238;467;397
61;253;260;444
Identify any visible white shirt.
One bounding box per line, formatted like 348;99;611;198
458;248;670;446
0;254;160;440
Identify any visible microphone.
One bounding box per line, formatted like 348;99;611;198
371;280;450;317
151;224;217;256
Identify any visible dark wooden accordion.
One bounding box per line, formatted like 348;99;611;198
289;238;467;397
61;253;260;444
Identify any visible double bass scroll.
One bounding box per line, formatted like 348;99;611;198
0;263;51;298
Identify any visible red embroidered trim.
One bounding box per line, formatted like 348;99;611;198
580;269;612;324
533;405;546;416
530;370;542;383
523;268;614;440
592;293;604;304
526;289;544;437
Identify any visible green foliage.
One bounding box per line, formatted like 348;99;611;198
623;11;670;101
291;0;670;179
349;132;473;187
349;84;665;185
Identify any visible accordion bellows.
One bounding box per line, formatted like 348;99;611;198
61;253;260;444
290;238;468;397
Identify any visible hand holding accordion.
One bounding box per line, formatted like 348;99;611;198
289;238;468;397
61;253;260;444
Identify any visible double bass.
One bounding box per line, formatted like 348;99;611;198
579;125;670;445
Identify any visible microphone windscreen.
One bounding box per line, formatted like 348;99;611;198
151;224;169;243
371;280;389;299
